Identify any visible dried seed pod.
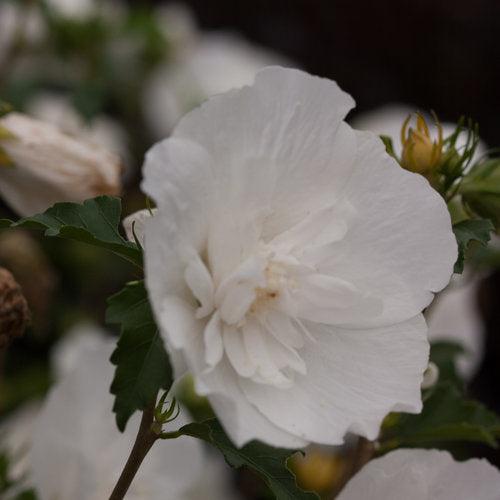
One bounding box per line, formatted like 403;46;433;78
0;267;30;348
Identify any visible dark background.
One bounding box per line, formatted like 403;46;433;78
154;0;500;146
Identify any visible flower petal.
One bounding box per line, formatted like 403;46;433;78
239;315;428;444
316;130;457;326
337;448;500;500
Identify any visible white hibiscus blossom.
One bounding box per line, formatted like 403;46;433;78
139;67;457;448
30;331;236;500
337;448;500;499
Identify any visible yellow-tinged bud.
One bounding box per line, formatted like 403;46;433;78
292;448;345;494
401;113;444;175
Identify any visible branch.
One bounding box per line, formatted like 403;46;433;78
108;401;158;500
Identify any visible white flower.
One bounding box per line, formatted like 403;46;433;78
140;67;457;448
0;112;122;216
27;92;130;167
337;448;500;499
427;276;484;380
30;330;236;500
0;2;44;65
0;401;40;485
143;33;292;137
44;0;97;19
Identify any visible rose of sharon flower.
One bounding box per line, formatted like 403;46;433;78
140;67;457;448
30;332;236;500
337;448;500;499
0;112;122;216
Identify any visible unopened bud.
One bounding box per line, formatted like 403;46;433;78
421;361;439;390
0;112;122;216
401;113;443;175
0;267;30;348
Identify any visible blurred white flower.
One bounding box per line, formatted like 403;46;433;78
0;111;122;216
141;67;456;448
28;92;129;165
352;104;486;161
44;0;97;19
427;276;484;380
155;3;198;49
0;1;45;65
30;329;237;500
337;448;500;499
0;401;40;484
143;33;293;137
51;321;111;379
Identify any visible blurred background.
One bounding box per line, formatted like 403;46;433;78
0;1;499;498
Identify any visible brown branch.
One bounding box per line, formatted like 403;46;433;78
108;402;158;500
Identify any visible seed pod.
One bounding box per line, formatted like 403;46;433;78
0;267;30;348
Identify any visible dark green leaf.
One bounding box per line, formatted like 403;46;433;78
429;341;465;389
177;419;319;500
452;218;494;273
0;196;142;267
381;382;500;452
15;489;38;500
107;281;172;431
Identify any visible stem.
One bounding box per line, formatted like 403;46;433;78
109;402;158;500
332;437;375;497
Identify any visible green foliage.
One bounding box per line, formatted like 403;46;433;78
14;490;38;500
176;419;319;500
379;135;396;159
381;340;500;454
429;341;465;389
452;218;494;273
107;281;172;432
0;196;142;267
460;158;500;230
438;118;480;198
380;382;500;452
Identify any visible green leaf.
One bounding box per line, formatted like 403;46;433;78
460;159;500;230
452;218;494;273
14;490;38;500
107;280;172;431
429;341;465;389
380;382;500;452
177;419;319;500
0;196;142;267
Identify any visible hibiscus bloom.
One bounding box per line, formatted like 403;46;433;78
337;448;500;499
0;112;122;216
140;67;456;447
29;328;236;500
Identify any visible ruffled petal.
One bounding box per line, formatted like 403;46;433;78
239;315;428;444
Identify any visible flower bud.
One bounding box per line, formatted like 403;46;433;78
292;448;345;494
0;112;122;216
421;361;439;389
0;267;30;348
401;113;443;175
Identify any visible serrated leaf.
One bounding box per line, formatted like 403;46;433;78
178;419;319;500
452;218;494;273
381;382;500;452
0;196;142;267
107;281;172;431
